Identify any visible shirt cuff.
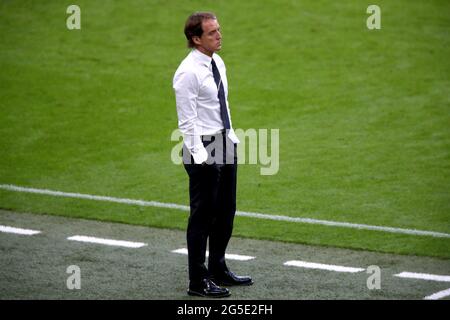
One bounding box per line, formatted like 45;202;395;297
191;145;208;164
227;128;240;144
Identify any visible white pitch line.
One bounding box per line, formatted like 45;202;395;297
235;211;450;239
0;184;189;211
0;225;41;235
284;260;365;273
394;272;450;283
424;288;450;300
1;184;450;238
67;235;147;248
172;248;255;261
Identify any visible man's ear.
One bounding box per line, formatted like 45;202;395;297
192;36;201;46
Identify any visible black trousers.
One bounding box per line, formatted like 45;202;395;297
183;131;237;282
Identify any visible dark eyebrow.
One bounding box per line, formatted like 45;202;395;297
209;28;220;35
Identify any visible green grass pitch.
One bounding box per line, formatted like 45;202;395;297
0;1;449;258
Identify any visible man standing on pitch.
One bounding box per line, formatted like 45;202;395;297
173;12;253;298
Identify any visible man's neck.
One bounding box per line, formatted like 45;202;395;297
195;46;214;57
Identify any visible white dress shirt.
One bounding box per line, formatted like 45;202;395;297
173;49;240;164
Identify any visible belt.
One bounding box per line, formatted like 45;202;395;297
201;129;226;141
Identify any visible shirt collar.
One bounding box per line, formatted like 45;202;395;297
192;48;213;67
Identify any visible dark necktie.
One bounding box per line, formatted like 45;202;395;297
211;59;231;129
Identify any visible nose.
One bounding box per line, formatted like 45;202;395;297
217;30;222;39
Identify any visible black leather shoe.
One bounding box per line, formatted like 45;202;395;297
187;279;231;298
211;270;253;286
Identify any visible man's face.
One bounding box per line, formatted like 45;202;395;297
194;19;222;55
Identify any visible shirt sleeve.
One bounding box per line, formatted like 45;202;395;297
173;69;208;164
